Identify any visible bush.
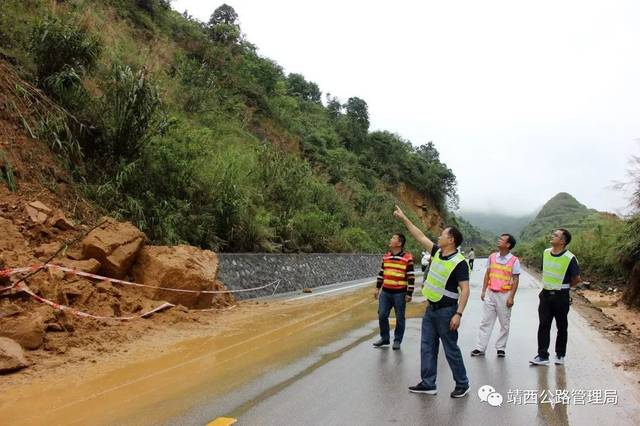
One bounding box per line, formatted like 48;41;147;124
86;125;261;251
30;16;101;82
0;149;17;192
515;237;549;270
174;54;217;112
28;15;101;114
136;0;171;15
288;209;340;252
339;227;376;253
98;64;164;163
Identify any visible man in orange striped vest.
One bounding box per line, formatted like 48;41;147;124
373;233;415;350
471;233;520;358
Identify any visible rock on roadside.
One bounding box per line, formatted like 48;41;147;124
81;217;145;279
0;337;29;373
132;245;234;309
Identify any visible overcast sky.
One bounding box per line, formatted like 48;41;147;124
172;0;640;216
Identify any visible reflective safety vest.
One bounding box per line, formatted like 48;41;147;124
382;251;413;290
422;249;467;302
488;253;518;292
542;248;575;290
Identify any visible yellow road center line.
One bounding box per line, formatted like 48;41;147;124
207;417;237;426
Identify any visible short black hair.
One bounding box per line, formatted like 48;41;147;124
394;233;406;247
557;228;572;246
501;233;517;249
445;226;464;247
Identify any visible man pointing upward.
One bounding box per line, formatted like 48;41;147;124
393;205;471;398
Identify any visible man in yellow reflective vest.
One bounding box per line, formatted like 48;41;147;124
471;234;520;358
394;205;471;398
530;228;581;366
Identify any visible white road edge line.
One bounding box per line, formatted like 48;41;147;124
288;280;375;301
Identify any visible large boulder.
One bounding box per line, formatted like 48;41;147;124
81;217;145;279
0;337;29;373
48;211;75;231
131;245;234;309
0;312;46;350
25;201;51;224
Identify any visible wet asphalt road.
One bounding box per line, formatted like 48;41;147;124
175;260;640;426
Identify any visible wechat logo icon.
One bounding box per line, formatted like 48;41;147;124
478;385;504;407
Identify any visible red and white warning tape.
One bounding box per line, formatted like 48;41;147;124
0;263;280;320
1;266;38;277
1;263;280;294
0;265;43;293
48;264;281;294
15;281;174;321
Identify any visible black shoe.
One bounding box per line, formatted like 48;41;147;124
408;383;437;395
451;386;470;398
497;350;506;358
373;339;390;347
470;349;485;357
392;341;401;350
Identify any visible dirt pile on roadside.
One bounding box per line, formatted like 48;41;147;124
574;288;640;372
1;204;235;374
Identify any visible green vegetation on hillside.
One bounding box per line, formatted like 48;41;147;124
0;0;471;254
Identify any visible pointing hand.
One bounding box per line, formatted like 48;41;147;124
393;205;406;220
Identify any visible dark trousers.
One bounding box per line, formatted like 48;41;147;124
378;290;406;343
421;304;469;388
469;259;474;270
537;290;570;358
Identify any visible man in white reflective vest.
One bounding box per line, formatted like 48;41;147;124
471;234;520;358
530;228;581;366
394;205;471;398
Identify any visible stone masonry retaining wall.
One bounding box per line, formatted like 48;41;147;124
217;254;381;299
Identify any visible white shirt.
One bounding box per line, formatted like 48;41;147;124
486;252;521;275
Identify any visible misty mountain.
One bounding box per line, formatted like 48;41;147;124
519;192;602;242
458;210;537;238
447;214;496;255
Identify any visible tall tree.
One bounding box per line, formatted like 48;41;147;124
340;96;369;150
325;94;342;119
208;4;240;44
208;4;238;26
286;73;321;103
345;96;369;132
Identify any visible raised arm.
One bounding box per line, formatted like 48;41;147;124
393;205;434;253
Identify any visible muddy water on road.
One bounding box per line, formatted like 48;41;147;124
1;288;423;425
